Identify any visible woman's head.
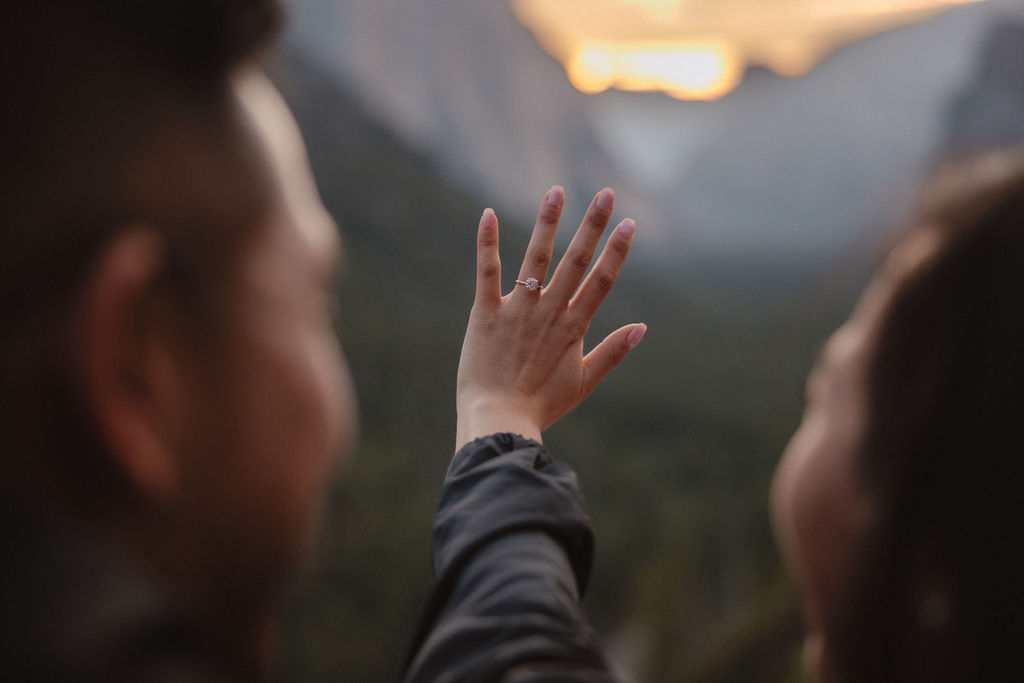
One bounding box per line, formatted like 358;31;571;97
773;150;1024;682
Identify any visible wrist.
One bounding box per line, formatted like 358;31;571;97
455;393;543;451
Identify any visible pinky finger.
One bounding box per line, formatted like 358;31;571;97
581;323;647;397
476;208;502;306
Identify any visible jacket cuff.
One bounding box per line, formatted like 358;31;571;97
433;432;595;595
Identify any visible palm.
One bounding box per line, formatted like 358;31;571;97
455;186;645;447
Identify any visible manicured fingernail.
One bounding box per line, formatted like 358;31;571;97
619;218;635;239
481;208;496;227
547;186;564;207
596;188;614;212
627;323;647;349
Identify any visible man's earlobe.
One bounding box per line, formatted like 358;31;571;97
77;227;182;503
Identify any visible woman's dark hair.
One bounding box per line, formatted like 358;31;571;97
0;1;284;510
829;150;1024;682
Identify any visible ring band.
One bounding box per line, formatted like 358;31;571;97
515;277;542;291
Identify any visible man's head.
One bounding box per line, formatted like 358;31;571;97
1;1;356;668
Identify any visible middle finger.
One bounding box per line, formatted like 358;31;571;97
544;188;615;304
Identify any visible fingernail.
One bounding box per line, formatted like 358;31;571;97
596;188;614;212
547;186;564;207
619;218;635;239
627;323;647;349
481;208;496;227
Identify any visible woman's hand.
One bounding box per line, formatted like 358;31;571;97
455;186;646;449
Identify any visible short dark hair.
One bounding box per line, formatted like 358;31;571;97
831;150;1024;681
0;1;283;506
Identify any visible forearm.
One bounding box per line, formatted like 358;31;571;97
403;434;618;682
455;396;542;451
415;187;640;680
405;531;615;682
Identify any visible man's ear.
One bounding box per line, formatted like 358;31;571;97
78;227;186;503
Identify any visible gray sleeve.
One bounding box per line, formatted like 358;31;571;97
402;433;619;682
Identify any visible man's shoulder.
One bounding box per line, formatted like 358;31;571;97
0;501;229;682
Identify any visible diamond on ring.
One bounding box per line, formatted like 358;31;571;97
516;277;541;291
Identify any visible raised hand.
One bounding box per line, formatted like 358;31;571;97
455;186;646;449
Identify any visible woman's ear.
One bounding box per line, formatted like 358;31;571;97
76;227;186;503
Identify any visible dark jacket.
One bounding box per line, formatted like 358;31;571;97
0;501;234;682
403;433;619;682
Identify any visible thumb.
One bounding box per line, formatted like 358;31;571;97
581;323;647;397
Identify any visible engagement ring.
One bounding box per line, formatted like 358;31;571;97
515;277;541;291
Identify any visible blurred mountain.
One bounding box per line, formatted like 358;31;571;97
279;0;643;228
278;0;1024;276
944;19;1024;149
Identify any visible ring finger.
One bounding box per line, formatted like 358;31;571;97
515;185;564;293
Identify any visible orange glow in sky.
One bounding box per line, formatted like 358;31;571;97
511;0;987;100
569;41;742;100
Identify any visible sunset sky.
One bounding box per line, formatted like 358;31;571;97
511;0;986;100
